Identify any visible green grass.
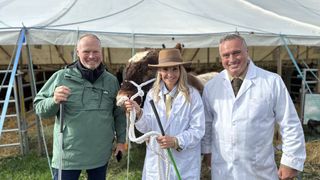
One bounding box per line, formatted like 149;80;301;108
0;143;145;180
0;121;146;180
107;143;145;180
0;153;52;180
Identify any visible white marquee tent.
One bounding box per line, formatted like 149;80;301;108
1;0;320;48
0;0;320;66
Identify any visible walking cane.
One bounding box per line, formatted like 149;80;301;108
149;100;182;180
58;103;64;180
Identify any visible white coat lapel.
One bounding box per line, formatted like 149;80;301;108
236;61;257;99
222;71;234;98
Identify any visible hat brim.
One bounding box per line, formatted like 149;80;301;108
148;61;191;68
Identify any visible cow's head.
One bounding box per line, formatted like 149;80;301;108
116;49;159;107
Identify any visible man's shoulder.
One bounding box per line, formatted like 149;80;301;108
99;71;120;87
205;71;224;86
47;68;68;80
102;71;117;80
252;66;284;89
255;66;281;80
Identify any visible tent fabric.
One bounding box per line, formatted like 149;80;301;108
0;0;320;48
1;45;318;66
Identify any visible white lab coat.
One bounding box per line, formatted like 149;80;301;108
201;61;306;180
136;85;205;180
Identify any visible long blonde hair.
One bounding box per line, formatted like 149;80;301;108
152;65;190;102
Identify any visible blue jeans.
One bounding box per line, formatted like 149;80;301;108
52;164;107;180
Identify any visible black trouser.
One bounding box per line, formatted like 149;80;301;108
52;163;107;180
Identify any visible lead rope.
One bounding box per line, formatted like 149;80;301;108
119;78;172;180
127;78;161;144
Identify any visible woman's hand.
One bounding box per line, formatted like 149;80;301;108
156;135;176;149
124;100;142;118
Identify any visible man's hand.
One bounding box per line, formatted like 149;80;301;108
53;86;71;104
114;143;126;156
278;164;298;180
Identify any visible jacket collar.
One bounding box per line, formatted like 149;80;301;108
160;81;178;98
76;61;105;84
222;59;257;99
67;60;105;84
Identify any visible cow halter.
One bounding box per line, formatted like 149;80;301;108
129;78;156;104
116;78;156;107
126;78;159;144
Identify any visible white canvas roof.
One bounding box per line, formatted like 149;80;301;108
1;0;320;48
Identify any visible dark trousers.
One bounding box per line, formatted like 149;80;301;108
52;164;107;180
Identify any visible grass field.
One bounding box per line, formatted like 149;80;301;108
0;144;144;180
0;119;145;180
1;117;320;180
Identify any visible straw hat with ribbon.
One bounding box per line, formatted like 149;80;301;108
148;49;191;68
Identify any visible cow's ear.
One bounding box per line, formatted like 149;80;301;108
174;43;183;52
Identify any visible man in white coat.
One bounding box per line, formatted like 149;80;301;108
201;34;306;180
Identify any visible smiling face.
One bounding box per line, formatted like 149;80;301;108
219;37;249;77
159;66;180;91
77;35;102;70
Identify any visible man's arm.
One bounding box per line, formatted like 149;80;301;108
201;85;214;161
113;79;127;145
34;72;61;118
273;75;306;175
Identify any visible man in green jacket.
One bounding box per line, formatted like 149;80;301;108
34;34;126;180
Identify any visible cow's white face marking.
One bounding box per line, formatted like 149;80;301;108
116;93;129;107
128;51;149;63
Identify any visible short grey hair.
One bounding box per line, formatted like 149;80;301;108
77;34;101;47
219;34;247;48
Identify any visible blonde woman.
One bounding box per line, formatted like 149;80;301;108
124;49;205;180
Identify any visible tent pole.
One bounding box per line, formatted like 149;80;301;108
207;48;210;65
276;47;282;76
280;36;304;85
318;59;320;93
306;46;309;62
251;46;254;60
49;46;53;64
125;33;137;180
73;29;80;62
0;29;25;137
106;48;112;67
25;28;54;178
131;33;136;56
